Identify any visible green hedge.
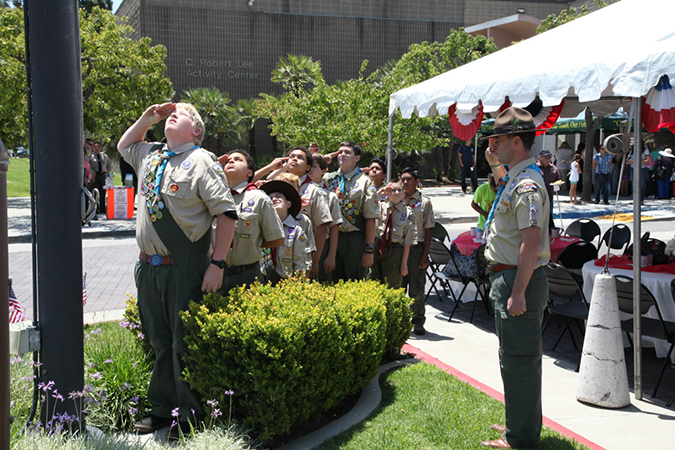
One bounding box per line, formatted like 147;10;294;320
180;278;412;442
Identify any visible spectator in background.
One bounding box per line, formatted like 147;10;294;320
569;153;582;204
575;142;585;194
610;152;622;195
593;145;612;205
471;173;498;231
537;149;560;231
556;142;573;191
655;148;675;199
458;138;478;194
89;141;113;214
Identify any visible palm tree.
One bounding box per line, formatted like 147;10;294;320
181;87;241;154
271;54;321;96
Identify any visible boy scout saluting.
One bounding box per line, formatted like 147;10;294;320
255;146;332;279
260;180;312;281
400;167;436;336
323;141;379;281
479;107;550;449
117;102;237;438
370;178;417;289
217;150;284;295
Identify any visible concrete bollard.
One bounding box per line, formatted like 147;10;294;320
576;272;630;408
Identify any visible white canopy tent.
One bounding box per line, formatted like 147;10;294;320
387;0;675;400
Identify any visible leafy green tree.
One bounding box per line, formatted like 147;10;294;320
234;98;260;157
0;7;173;149
80;0;112;12
180;87;248;155
256;29;496;180
271;54;321;96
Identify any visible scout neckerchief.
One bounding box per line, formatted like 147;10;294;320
406;190;422;209
483;163;540;240
379;204;394;257
140;145;196;220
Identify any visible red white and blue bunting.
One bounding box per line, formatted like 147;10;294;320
524;99;565;136
448;101;484;141
642;75;675;134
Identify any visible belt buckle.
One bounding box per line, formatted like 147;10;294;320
149;254;163;266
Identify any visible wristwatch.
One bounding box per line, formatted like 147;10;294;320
210;259;226;269
364;242;375;251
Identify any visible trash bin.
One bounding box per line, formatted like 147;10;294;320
106;187;134;219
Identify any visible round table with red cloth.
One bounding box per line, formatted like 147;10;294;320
452;230;580;262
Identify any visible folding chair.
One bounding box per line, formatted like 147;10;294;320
542;262;589;371
564;218;601;248
431;222;449;243
614;275;675;399
600;224;631;254
424;238;471;311
555;241;597;285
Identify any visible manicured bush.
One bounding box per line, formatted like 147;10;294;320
180;278;411;442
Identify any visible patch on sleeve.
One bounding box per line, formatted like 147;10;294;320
529;203;538;219
212;162;223;173
369;185;377;192
265;197;273;205
318;188;327;195
516;183;538;195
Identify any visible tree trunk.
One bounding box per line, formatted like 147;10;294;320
581;109;603;203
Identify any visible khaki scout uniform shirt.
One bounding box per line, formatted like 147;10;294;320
405;190;435;244
299;175;333;233
485;158;550;267
321;184;344;240
323;166;379;233
275;215;312;278
295;212;317;252
376;200;418;246
122;142;236;256
226;181;284;266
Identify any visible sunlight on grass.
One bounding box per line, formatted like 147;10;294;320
323;362;591;450
7;158;31;197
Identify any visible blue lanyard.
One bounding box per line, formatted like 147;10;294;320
484;163;540;234
339;167;362;193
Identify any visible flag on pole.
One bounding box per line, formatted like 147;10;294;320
8;285;23;324
83;274;88;306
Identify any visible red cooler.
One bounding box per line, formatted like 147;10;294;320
106;187;135;219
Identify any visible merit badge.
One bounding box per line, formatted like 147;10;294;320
158;201;164;209
181;158;193;170
150;214;157;222
213;162;223;172
170;184;179;192
156;211;163;220
248;199;255;206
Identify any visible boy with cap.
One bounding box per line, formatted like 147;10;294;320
260;180;312;281
218;150;285;295
537;148;560;231
480;107;550;449
371;178;417;289
117;102;237;438
323;141;379;281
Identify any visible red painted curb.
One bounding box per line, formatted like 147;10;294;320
402;343;605;450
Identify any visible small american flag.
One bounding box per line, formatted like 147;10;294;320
83;274;88;306
8;285;23;324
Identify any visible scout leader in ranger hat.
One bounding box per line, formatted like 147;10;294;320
481;106;544;140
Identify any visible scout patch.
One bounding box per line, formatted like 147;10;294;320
369;185;377;192
248;199;255;206
241;233;251;239
516;183;538;195
318;189;327;195
301;198;311;206
299;234;307;242
302;188;309;195
181;158;193;170
530;203;538;219
244;221;252;229
401;213;407;220
243;207;252;212
285;248;292;255
394;234;401;240
265;197;273;205
170;184;179;192
353;182;360;188
213;162;223;172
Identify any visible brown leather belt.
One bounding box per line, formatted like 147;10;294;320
488;264;517;275
139;252;175;266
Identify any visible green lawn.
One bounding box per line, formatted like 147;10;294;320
5;157;121;198
323;362;590;450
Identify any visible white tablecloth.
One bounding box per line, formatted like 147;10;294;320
582;260;675;362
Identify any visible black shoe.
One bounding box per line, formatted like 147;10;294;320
134;415;172;434
603;201;610;205
593;200;600;204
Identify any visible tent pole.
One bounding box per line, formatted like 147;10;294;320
387;113;394;183
632;96;643;401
